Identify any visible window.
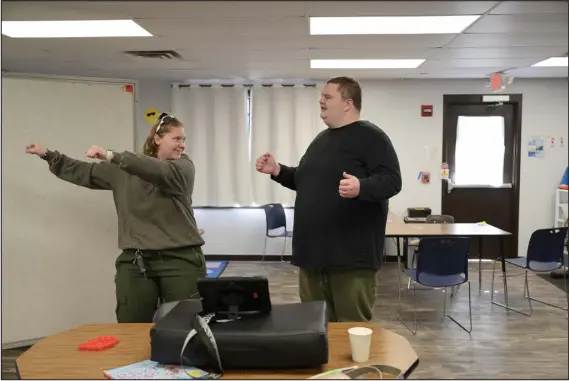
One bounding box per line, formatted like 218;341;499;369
454;116;505;186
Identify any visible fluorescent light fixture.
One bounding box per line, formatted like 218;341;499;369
531;57;568;67
1;20;152;38
311;59;426;69
310;15;481;35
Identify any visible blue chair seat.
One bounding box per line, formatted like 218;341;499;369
269;230;293;238
403;269;466;288
505;257;562;272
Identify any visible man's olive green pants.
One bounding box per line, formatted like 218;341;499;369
114;246;207;323
299;267;378;322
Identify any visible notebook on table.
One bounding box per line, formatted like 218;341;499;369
103;360;212;379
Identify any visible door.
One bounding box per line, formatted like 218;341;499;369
442;94;522;259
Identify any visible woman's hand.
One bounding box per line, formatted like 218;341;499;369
25;143;47;157
85;145;108;160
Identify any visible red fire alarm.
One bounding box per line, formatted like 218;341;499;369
123;84;134;93
491;73;502;92
421;105;433;117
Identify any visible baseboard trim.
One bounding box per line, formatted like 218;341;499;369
2;337;40;350
204;254;293;262
204;254;399;263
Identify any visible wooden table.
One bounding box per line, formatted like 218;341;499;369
385;219;511;292
16;323;419;379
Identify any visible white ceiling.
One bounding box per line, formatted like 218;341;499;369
1;1;568;82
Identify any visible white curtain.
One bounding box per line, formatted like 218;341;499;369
172;84;324;207
172;85;252;206
250;85;325;206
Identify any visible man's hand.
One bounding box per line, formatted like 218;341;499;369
339;172;360;198
255;152;280;176
85;145;108;161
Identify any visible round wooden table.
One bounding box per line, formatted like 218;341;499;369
17;322;419;379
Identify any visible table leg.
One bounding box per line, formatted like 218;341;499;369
403;237;409;269
396;237;403;307
478;236;483;293
396;237;402;268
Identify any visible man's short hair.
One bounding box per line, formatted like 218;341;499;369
326;76;362;112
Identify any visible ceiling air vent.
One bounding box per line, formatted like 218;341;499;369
123;50;182;60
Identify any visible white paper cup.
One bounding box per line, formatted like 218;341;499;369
348;327;373;363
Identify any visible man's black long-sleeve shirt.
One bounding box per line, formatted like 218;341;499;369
271;120;402;270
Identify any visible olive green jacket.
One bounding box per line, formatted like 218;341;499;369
42;150;204;250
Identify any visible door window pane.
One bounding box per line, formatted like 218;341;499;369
454;116;505;186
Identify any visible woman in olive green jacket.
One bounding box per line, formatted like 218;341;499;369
25;114;206;323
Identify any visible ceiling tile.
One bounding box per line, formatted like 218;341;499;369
307;35;455;49
440;47;568;59
507;66;569;78
176;48;310;62
302;1;498;16
137;17;308;38
490;1;568;15
307;48;438;60
420;57;543;69
465;14;568;34
449;33;569;48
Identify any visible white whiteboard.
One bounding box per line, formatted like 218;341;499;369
1;76;135;345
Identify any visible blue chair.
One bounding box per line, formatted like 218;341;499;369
261;203;293;265
397;237;472;335
491;227;568;317
408;214;455;290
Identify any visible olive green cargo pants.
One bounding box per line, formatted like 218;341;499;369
114;246;207;323
299;268;377;322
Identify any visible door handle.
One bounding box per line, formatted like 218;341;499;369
447;180;512;194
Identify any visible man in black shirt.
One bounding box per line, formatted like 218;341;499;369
255;77;402;322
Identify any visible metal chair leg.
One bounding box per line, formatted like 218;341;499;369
491;259;532;316
261;236;268;268
407;250;416;290
450;284;461;298
442;287;447;322
281;235;286;262
446;281;473;334
526;269;568;313
397;274;418;335
478;256;482;293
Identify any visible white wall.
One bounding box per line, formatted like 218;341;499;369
134;78;568;258
135;80;172;149
2;76;135;345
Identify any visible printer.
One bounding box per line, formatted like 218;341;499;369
404;207;432;223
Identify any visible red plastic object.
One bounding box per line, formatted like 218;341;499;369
123;84;134;93
78;336;119;351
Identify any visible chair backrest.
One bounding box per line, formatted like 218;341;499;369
416;237;470;280
526;227;568;264
426;214;455;224
262;203;287;232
